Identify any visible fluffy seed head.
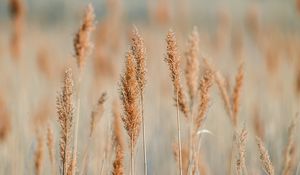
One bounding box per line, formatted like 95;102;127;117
74;4;95;71
165;30;190;118
120;51;141;147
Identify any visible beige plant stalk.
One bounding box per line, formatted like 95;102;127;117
131;26;147;175
72;4;95;175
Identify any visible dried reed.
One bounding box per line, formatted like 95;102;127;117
57;68;74;175
236;126;248;175
120;51;141;175
164;30;188;175
256;137;274;175
131;26;148;175
72;4;95;175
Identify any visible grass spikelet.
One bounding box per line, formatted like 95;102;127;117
256;137;274;175
215;71;234;124
112;101;125;175
185;27;200;103
232;62;244;126
120;51;140;175
236;126;248;175
57;68;74;175
281;116;298;175
195;69;213;130
89;92;106;137
73;3;95;72
165;29;190;118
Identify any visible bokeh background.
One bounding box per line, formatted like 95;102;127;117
0;0;300;175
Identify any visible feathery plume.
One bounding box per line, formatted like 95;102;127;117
131;26;146;93
185;27;200;103
195;70;213;130
131;26;148;175
165;30;190;118
57;68;74;175
120;51;140;175
73;4;95;72
256;137;274;175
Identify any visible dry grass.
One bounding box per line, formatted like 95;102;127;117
0;1;300;175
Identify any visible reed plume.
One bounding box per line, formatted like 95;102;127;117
47;125;56;175
131;26;148;175
9;0;24;61
256;137;274;175
120;51;141;175
72;4;95;175
185;27;200;103
73;3;95;72
165;30;188;175
232;62;244;126
57;68;74;175
165;30;190;118
112;101;125;175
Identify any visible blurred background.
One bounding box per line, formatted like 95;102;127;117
0;0;300;175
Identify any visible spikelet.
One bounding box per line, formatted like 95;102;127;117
256;137;274;175
185;27;200;103
131;27;146;93
46;125;56;175
89;93;106;137
34;131;44;175
236;126;248;175
73;4;95;71
9;0;25;61
232;62;244;127
120;51;141;148
56;68;74;174
281;116;298;175
112;101;124;175
195;70;213;130
165;30;190;118
215;71;233;123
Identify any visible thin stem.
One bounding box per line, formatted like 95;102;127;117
141;94;148;175
131;136;135;175
72;72;82;175
176;90;183;175
228;129;237;175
